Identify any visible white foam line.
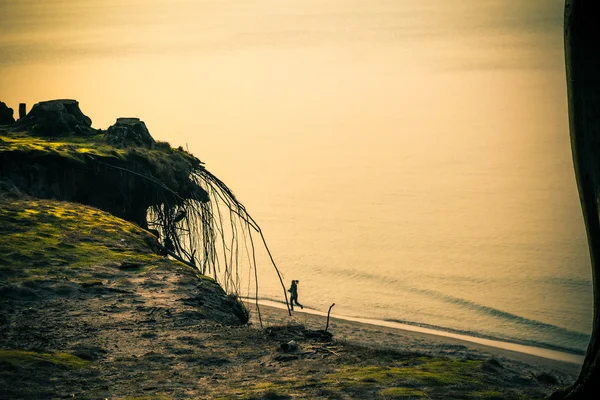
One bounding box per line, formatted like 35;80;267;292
251;299;585;365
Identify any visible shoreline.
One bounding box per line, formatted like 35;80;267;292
248;299;584;375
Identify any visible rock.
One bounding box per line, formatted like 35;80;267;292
19;103;26;119
481;357;504;373
534;372;559;385
280;340;298;353
0;101;15;124
12;99;95;136
105;117;156;148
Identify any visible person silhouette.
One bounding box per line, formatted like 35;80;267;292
288;280;304;311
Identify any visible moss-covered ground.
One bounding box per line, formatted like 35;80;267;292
0;129;194;168
0;130;126;161
0;198;160;283
0;127;209;227
0;197;572;399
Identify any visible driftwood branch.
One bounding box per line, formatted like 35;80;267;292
326;303;335;332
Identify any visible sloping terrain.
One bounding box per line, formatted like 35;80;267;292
0;196;567;399
0;197;247;399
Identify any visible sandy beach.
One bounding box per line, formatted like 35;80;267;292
250;302;583;378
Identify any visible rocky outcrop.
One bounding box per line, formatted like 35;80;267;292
0;101;15;125
12;99;95;136
0;100;209;228
106;117;156;148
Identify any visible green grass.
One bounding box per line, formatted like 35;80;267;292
0;199;162;277
0;130;205;191
203;356;533;399
0;198;217;296
0;131;126;162
379;387;426;398
0;349;91;369
327;358;485;389
469;390;507;399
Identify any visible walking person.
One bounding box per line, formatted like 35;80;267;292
288;280;304;311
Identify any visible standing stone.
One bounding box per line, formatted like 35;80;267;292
12;99;95;136
18;103;26;119
0;101;15;125
105;117;156;148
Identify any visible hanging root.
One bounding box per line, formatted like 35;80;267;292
147;167;292;324
39;149;285;325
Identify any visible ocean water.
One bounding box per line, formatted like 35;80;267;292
0;0;592;355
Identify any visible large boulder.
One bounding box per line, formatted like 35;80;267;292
12;99;95;136
0;101;15;125
105;117;156;148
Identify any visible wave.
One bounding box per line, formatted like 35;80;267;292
402;285;590;343
328;267;590;345
535;276;592;288
382;318;586;356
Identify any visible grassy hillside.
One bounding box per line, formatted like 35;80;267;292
0;196;248;398
0;127;208;228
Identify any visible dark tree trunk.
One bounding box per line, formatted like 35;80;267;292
554;1;600;398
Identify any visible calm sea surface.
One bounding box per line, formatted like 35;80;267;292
0;0;592;354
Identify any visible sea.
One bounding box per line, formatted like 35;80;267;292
0;0;592;357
